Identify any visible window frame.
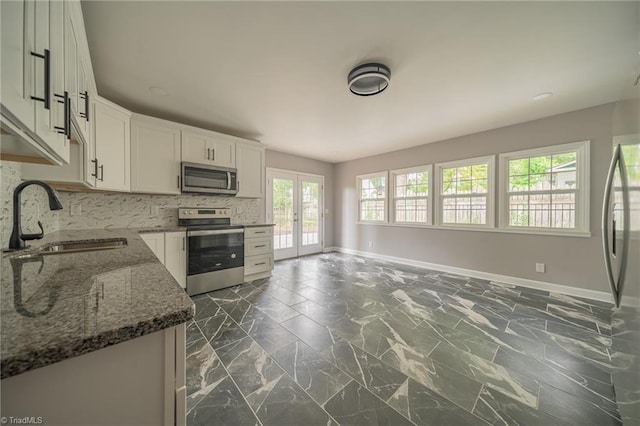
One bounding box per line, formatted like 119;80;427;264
356;171;389;224
498;140;590;235
435;155;496;228
391;165;433;226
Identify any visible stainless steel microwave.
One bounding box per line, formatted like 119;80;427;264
181;162;238;195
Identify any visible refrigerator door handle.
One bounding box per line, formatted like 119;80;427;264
602;144;630;307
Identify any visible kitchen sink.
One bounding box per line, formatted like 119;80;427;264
13;238;127;258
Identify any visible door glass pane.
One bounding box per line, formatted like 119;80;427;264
301;181;319;246
273;178;294;250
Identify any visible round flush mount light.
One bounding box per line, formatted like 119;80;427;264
533;92;553;101
348;63;391;96
149;86;169;96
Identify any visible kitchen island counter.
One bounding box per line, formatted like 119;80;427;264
1;228;194;379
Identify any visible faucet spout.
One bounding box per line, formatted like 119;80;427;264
8;180;63;251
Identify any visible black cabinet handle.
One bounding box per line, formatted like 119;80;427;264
255;262;267;266
255;245;266;248
212;149;215;161
30;49;50;110
90;159;98;178
53;91;70;140
79;91;89;121
207;148;211;160
99;165;104;182
177;175;181;189
66;92;71;139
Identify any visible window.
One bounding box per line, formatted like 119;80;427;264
499;141;589;233
357;172;388;223
392;166;431;225
436;156;495;227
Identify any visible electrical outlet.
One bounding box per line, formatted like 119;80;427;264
368;241;373;248
70;204;81;216
535;263;545;273
150;206;159;215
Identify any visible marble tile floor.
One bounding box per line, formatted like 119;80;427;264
186;253;627;426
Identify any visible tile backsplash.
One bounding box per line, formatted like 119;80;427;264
1;161;262;248
57;191;261;229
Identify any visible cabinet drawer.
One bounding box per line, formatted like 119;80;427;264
245;237;272;256
245;227;273;239
245;254;273;276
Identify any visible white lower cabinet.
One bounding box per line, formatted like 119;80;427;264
244;226;274;280
1;324;186;426
141;232;186;289
164;232;187;289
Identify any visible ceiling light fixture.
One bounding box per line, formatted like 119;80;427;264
348;63;391;96
149;86;169;96
533;92;553;101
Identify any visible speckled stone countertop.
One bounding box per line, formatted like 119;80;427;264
242;223;275;227
1;229;194;379
137;226;186;233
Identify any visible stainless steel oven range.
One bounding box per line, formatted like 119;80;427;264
179;208;244;296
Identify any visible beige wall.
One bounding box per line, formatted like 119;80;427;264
333;104;617;293
265;149;335;247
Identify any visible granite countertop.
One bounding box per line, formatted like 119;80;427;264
242;223;275;227
137;226;186;233
0;229;194;379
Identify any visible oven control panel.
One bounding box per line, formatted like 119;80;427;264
178;207;231;220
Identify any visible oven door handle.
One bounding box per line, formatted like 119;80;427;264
188;229;245;237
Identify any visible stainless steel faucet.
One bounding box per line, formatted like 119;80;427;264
9;180;63;251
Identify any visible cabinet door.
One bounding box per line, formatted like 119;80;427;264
93;98;130;192
164;232;186;289
208;137;235;168
76;57;91;143
1;0;35;131
64;1;79;121
236;143;265;198
34;0;68;163
131;118;181;194
140;233;165;262
181;131;208;164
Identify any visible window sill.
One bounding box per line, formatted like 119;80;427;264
357;221;592;238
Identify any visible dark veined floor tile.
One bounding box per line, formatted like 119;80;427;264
324;380;414;426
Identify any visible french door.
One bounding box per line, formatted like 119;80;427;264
267;169;324;260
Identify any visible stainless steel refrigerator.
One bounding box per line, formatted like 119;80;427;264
603;135;640;425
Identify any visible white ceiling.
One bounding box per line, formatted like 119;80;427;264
82;1;640;163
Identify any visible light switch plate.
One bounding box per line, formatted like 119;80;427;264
535;263;545;273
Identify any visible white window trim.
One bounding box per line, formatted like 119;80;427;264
434;155;496;228
498;140;590;235
391;165;433;226
356;171;389;224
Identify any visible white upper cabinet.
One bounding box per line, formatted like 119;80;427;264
64;0;92;146
131;115;182;194
34;0;68;163
182;129;235;168
1;0;35;132
93;96;131;192
236;142;265;198
1;0;69;164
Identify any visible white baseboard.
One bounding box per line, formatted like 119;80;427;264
323;246;338;253
330;247;613;304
